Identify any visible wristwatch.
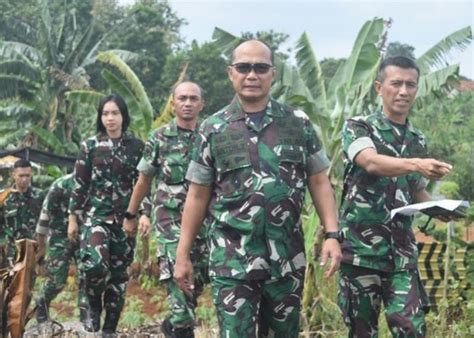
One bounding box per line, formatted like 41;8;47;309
124;211;137;220
324;231;343;243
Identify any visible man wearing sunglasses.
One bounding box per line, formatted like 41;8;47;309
174;39;341;337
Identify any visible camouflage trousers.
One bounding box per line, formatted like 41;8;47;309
211;270;304;338
158;239;209;329
40;235;88;311
0;243;7;268
80;223;135;316
338;263;428;338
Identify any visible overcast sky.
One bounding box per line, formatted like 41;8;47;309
118;0;473;78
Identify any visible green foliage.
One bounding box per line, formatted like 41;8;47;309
386;41;416;59
121;296;149;329
160;41;234;117
411;91;474;200
417;26;472;74
320;57;346;89
108;1;185;109
439;181;460;199
241;29;291;60
0;0;132;153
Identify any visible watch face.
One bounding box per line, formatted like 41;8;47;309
325;231;343;242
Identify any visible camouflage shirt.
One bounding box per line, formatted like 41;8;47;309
36;174;74;237
186;98;330;280
3;185;44;241
69;131;144;226
340;111;428;272
137;118;203;244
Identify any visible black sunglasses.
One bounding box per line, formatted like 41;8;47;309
230;63;274;74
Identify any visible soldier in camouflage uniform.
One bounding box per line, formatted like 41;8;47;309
124;81;208;338
0;186;12;268
2;159;44;263
338;56;453;338
68;94;144;334
174;40;342;338
35;173;88;324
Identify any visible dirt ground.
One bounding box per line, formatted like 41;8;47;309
24;274;217;337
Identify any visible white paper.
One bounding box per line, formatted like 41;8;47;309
390;199;470;219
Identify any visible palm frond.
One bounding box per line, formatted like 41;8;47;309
212;27;242;59
295;32;327;111
30;126;65;154
417;26;472;74
327;18;384;96
153;62;189;129
417;64;459;98
97;51;153;129
0;41;42;65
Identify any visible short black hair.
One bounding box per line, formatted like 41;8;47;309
231;39;274;65
14;159;32;169
96;94;130;133
376;56;420;83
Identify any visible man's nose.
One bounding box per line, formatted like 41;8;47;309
246;69;258;78
399;84;408;95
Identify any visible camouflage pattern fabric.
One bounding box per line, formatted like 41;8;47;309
211;270;304;338
186;98;330;280
137;118;207;244
69;131;144;225
80;224;135;316
338;263;428;338
0;188;9;268
3;186;44;261
137;118;209;329
36;174;87;312
42;238;87;311
340;112;428;272
158;240;209;328
69;131;143;322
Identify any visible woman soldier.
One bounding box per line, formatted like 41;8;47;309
68;94;144;334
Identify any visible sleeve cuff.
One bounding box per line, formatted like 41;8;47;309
414;177;429;191
186;160;214;186
307;149;330;175
347;137;375;162
36;225;49;235
137;158;157;176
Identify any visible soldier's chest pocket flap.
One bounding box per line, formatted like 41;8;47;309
278;146;305;164
215;150;251;174
161;150;187;185
213;132;252;174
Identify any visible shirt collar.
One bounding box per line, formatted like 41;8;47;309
374;111;423;136
227;97;285;122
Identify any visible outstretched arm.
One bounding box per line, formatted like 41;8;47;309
354;148;452;180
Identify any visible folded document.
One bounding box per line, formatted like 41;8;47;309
390;200;469;219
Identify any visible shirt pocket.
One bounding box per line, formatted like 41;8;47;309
276;144;306;190
162;154;187;185
215;150;252;198
213;130;252;198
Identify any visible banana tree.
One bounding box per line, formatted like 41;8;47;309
66;53;190;141
212;19;472;333
0;0;133;154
